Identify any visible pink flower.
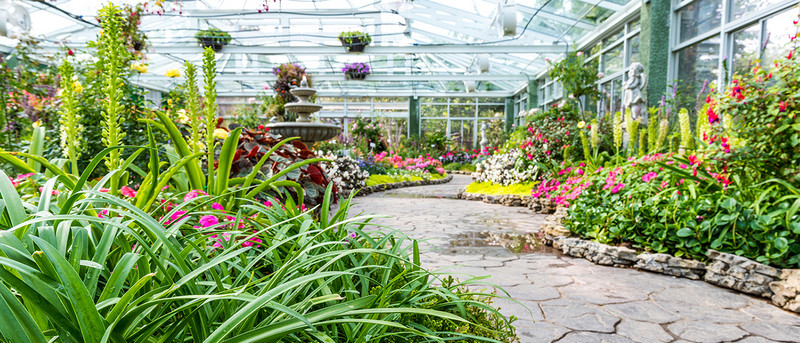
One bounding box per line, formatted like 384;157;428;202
642;172;658;182
611;183;625;194
679;164;688;169
184;189;208;202
212;202;225;211
199;215;218;228
169;211;187;222
99;188;109;193
264;200;273;207
242;237;263;248
120;186;137;198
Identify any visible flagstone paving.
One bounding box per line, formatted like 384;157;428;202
350;174;800;343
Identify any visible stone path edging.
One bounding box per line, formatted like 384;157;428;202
342;174;454;198
542;208;800;314
444;170;473;175
456;189;533;207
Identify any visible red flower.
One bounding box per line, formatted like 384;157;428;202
705;95;711;104
688;155;699;165
789;50;794;60
67;49;74;56
780;101;787;112
707;107;719;124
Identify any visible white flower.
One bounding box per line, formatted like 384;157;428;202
576;51;584;57
597;72;604;79
568;94;575;99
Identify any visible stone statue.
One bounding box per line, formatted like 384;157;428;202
479;122;489;152
623;62;647;123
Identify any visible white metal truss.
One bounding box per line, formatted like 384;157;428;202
0;0;636;98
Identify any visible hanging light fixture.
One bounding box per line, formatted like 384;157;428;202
496;0;517;37
0;0;31;38
378;0;414;14
477;54;490;74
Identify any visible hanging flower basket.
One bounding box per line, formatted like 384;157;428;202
338;31;372;53
195;28;232;52
346;72;368;80
342;62;371;80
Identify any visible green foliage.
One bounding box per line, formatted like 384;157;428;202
703;40;800;182
203;47;219;192
184;61;203;156
561;156;800;267
195;27;233;46
0;170;517;341
365;171;446;187
350;117;388;153
678;108;692;150
96;3;130;194
338;30;372;45
547;50;600;118
57;60;83;175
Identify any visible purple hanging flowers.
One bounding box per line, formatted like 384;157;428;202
342;62;371;80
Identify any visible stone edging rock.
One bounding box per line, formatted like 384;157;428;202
541;208;800;314
445;170;474;176
456;189;533;207
341;175;454;198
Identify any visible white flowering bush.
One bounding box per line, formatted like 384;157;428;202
473;149;538;186
319;152;370;192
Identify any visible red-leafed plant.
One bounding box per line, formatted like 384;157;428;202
230;127;336;207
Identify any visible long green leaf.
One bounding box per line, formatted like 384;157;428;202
29;236;106;342
214;127;242;196
153;110;204;189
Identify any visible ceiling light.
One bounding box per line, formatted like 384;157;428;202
0;0;31;38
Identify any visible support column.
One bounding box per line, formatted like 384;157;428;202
640;0;671;107
504;97;514;132
408;96;420;138
527;80;538;110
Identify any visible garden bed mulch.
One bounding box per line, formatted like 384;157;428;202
341;175;453;198
540;209;800;314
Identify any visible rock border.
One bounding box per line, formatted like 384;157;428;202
456;189;533;207
341;174;454;198
541;207;800;314
445;170;474;176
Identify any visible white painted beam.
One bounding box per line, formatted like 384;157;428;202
135;73;533;82
214;90;514;97
40;44;569;54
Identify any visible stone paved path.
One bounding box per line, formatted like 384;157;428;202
350;175;800;343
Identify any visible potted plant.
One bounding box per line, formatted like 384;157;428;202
342;62;370;80
195;28;232;52
338;31;372;53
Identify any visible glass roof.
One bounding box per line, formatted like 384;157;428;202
0;0;638;98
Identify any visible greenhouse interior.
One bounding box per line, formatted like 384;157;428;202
1;0;800;341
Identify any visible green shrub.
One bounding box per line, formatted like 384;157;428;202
195;27;233;45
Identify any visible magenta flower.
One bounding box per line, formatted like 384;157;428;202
120;186;137;198
212;202;225;211
199;215;219;228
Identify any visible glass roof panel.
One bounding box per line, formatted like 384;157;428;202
1;0;638;97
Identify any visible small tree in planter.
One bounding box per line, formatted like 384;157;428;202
338;31;372;53
342;62;370;80
195;28;232;52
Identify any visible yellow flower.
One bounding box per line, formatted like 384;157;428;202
131;62;148;73
213;128;229;140
577;121;586;129
73;81;83;93
177;109;190;124
165;68;181;78
32;120;41;128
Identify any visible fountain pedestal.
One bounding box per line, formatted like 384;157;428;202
266;76;341;147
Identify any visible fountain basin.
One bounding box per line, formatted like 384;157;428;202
265;122;342;147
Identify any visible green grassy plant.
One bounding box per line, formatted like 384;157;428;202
465;181;536;196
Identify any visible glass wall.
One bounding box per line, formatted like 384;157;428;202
671;0;798;112
587;18;642;118
419;97;505;149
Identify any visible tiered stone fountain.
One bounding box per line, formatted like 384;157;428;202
266;75;341;147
